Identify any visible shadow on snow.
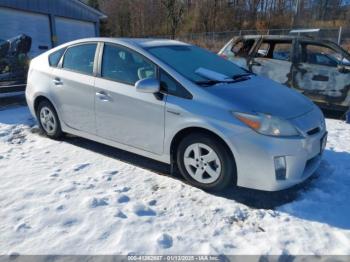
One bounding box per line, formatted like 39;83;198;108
63;134;350;230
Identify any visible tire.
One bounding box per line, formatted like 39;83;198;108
36;100;63;139
176;133;235;191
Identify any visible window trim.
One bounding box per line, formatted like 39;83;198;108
97;42;158;86
48;47;66;68
58;42;99;77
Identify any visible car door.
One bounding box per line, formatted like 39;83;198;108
51;43;97;133
249;39;294;87
94;43;165;154
293;41;350;107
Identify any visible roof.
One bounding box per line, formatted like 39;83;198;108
0;0;107;22
47;37;190;54
117;38;189;48
238;35;297;40
237;34;338;44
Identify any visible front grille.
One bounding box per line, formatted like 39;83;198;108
307;127;320;136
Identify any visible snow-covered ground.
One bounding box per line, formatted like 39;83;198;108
0;103;350;255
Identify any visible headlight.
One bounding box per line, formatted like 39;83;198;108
233;112;300;137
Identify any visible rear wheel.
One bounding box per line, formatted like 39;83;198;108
177;133;235;191
37;100;63;139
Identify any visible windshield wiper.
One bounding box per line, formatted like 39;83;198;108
196;74;253;87
195;79;222;86
195;72;255;86
232;73;254;80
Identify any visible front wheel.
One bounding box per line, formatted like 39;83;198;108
176;133;235;191
37;100;63;139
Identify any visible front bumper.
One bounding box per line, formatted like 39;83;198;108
226;110;326;191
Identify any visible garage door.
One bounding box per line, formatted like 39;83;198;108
56;17;96;45
0;7;51;57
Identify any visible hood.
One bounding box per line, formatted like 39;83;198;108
206;75;314;119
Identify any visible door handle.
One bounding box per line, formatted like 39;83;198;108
53;77;63;86
96;91;112;101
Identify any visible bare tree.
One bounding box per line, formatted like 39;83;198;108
97;0;350;38
161;0;185;38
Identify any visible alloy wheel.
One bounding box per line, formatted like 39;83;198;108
39;106;57;134
183;143;222;184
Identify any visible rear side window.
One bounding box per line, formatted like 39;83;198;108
256;41;292;61
49;48;65;67
63;43;97;75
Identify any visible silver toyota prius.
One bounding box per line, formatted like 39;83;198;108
26;38;327;191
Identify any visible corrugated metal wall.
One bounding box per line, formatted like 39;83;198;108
0;0;104;22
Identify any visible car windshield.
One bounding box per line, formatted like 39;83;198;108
147;45;247;84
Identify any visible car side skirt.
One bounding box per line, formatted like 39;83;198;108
61;123;171;165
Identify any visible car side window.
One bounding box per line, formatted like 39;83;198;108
231;39;255;57
62;43;97;75
101;44;156;85
256;41;292;61
49;48;65;67
272;43;292;61
300;43;339;67
160;70;192;99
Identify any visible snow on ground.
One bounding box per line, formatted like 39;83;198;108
0;105;350;255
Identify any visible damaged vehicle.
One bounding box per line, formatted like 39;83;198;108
219;35;350;113
0;34;32;93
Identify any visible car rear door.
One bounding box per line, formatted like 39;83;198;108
248;38;294;87
293;40;350;108
94;43;165;154
51;42;98;133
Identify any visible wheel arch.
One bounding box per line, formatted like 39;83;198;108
33;95;58;116
170;126;237;177
33;95;63;128
34;95;49;113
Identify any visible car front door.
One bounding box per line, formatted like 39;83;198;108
51;43;97;133
293;41;350;108
249;39;294;87
94;43;165;154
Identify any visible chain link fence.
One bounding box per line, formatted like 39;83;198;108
155;27;350;52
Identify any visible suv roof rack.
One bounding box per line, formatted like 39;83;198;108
289;28;320;34
289;29;320;39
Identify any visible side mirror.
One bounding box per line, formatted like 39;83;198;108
135;78;160;94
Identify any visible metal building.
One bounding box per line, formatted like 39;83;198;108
0;0;107;57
